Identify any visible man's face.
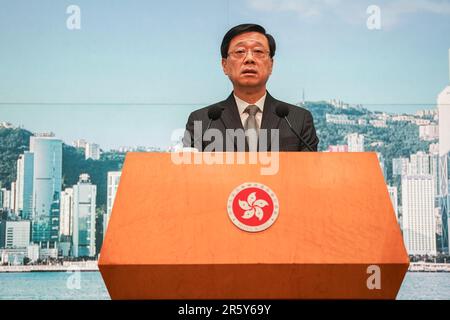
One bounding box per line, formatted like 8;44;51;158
222;31;273;90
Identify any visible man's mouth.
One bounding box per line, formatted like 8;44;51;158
241;69;258;76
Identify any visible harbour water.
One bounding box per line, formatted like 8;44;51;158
0;272;449;300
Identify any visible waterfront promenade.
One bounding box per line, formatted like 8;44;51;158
0;261;99;272
1;261;449;273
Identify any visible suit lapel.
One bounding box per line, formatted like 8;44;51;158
260;91;280;130
260;92;282;151
219;93;245;151
220;93;244;130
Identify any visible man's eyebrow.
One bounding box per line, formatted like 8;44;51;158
232;40;266;47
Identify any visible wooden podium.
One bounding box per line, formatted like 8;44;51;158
99;152;409;299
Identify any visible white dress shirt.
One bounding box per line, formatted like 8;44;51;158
233;93;266;129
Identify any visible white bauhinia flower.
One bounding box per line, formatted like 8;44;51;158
247;192;256;206
238;192;269;220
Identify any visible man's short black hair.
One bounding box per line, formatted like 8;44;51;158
221;23;276;59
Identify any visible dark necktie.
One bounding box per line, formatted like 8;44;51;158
244;105;260;152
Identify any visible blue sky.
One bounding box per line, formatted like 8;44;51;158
1;0;449;149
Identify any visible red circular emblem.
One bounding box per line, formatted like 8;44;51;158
227;182;279;232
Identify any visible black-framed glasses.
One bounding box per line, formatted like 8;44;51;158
227;48;270;60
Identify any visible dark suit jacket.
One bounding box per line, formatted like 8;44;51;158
183;92;319;151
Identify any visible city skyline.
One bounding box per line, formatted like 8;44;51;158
1;119;449;260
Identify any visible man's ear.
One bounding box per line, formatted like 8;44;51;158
269;58;274;75
221;58;228;75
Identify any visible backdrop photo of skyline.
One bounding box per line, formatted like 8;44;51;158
1;0;450;149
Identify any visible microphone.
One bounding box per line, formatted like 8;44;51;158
207;106;223;122
275;105;314;151
191;106;224;150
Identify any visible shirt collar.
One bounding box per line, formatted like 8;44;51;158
234;92;266;116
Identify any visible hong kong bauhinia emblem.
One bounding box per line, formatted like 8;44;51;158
227;182;279;232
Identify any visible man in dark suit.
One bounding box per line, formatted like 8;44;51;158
183;23;319;152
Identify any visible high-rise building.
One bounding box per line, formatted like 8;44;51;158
429;143;439;155
2;189;11;209
15;152;34;219
72;139;87;149
59;188;74;238
419;125;439;141
392;158;409;176
408;151;430;175
0;220;31;249
103;171;121;239
10;182;17;213
72;174;96;257
59;187;72;257
29;136;62;250
437;48;450;253
402;175;437;255
387;185;399;222
346;133;364;152
436;207;443;240
85;143;100;160
430;153;440;198
0;219;4;248
376;152;386;179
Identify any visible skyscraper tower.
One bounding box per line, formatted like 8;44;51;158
437;49;450;253
30;136;62;252
72;174;97;257
15;152;34;219
103;171;121;240
402;175;437;255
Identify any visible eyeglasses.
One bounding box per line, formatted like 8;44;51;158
227;48;270;60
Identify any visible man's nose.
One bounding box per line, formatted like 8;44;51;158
243;51;256;63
